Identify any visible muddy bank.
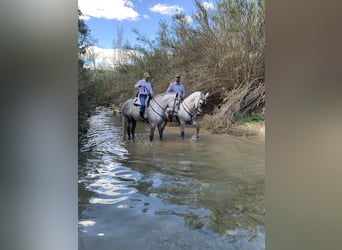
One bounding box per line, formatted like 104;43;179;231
213;122;265;141
109;105;265;141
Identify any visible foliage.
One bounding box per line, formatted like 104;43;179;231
78;8;96;139
78;9;92;80
78;79;96;139
78;0;266;134
120;0;264;95
234;113;264;124
78;9;91;58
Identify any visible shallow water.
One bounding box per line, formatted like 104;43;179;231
78;108;265;250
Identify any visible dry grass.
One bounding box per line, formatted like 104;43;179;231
227;122;265;141
201;114;264;141
201;78;265;130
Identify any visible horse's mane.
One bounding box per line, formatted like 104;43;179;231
153;92;178;101
186;91;202;100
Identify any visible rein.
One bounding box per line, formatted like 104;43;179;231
150;94;178;119
149;98;165;119
181;101;195;118
169;95;179;115
181;97;204;119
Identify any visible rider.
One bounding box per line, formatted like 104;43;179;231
135;72;153;119
165;74;185;121
166;74;185;101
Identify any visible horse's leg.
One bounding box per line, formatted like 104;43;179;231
157;124;163;140
191;120;200;139
132;120;136;138
125;117;131;139
158;119;167;140
180;121;185;139
162;119;167;131
122;116;127;139
150;126;156;142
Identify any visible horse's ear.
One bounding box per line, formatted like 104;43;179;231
205;92;209;98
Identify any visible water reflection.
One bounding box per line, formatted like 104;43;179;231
79;108;265;250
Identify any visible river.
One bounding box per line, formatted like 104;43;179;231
78;107;265;250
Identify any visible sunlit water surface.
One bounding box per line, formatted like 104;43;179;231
79;108;265;250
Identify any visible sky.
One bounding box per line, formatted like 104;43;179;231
78;0;214;49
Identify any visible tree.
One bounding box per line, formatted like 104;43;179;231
78;8;91;74
85;38;100;71
78;8;96;138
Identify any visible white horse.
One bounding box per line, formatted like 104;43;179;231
163;91;209;140
121;92;181;141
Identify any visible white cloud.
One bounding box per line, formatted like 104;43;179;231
143;14;150;19
78;0;139;21
203;1;214;10
79;14;90;21
149;3;183;16
174;14;193;24
82;46;141;69
185;15;193;23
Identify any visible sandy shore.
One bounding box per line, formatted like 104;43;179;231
210;122;265;141
110;106;265;141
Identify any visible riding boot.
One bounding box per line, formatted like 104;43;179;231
140;111;144;119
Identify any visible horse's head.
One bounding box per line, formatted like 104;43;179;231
195;92;209;113
167;92;181;116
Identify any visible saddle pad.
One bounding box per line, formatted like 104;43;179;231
133;97;141;106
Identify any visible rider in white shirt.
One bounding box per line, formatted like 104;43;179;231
165;74;185;121
134;72;153;119
166;74;185;101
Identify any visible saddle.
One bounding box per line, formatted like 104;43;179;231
133;96;141;106
133;93;151;107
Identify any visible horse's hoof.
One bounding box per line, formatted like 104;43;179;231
190;135;199;142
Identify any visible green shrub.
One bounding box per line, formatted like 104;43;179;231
234;113;264;124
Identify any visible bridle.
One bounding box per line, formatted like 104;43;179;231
169;94;180;116
181;95;207;119
150;93;180;119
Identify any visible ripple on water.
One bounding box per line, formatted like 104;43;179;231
78;220;96;227
89;196;128;205
79;109;265;250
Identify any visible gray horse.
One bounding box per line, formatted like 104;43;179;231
121;92;181;141
163;91;209;140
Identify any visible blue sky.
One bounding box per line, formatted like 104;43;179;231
78;0;214;49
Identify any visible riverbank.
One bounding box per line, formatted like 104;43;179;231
108;105;265;142
210;121;265;142
227;122;265;141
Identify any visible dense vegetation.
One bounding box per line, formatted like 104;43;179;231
78;9;96;138
78;0;265;138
